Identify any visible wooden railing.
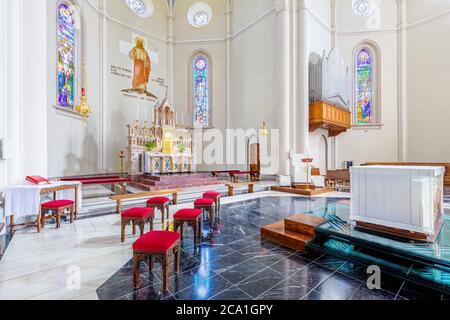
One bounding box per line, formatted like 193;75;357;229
310;101;351;137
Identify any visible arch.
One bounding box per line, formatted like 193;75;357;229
189;50;213;128
56;0;85;110
318;135;328;175
352;40;381;126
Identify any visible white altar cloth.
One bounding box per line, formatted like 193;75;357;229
4;181;82;219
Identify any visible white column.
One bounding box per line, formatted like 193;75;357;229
225;0;232;130
5;0;23;186
330;0;338;169
290;0;298;154
21;0;48;178
397;0;408;161
168;0;175;104
0;0;7;192
99;0;108;171
276;0;291;176
297;0;309;155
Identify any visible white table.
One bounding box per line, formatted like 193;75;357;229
4;181;82;232
351;165;445;239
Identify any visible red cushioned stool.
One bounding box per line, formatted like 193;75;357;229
203;191;222;214
173;209;202;244
121;207;155;243
41;200;75;229
146;197;170;224
132;231;180;291
194;198;216;228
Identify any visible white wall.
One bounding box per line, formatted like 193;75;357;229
46;0;169;177
406;0;450;162
230;0;277;173
335;0;399;167
0;0;49;191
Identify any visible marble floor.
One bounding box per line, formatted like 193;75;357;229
1;191;447;300
97;196;449;301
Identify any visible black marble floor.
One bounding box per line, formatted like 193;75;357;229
96;196;449;300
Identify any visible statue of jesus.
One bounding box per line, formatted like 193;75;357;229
129;37;151;93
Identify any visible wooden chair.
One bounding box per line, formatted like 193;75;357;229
173;209;203;244
132;231;180;291
120;207;154;243
41;200;75;229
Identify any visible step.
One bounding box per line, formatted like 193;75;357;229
307;237;450;294
284;214;327;237
261;221;313;253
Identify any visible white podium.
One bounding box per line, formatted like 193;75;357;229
350;165;445;239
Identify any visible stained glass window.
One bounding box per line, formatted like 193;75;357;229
57;2;76;109
355;47;373;125
193;54;210;127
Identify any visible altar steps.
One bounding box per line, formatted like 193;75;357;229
307;236;450;294
130;173;228;191
261;214;327;253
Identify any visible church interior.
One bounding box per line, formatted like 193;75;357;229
0;0;450;302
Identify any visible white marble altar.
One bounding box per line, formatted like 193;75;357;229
350;165;445;237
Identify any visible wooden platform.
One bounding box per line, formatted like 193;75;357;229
271;186;333;196
356;219;444;243
261;214;327;253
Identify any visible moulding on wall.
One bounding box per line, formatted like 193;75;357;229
407;8;450;29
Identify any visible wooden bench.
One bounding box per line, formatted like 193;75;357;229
61;175;132;194
111;189;182;215
226;182;255;196
211;170;240;177
229;171;259;183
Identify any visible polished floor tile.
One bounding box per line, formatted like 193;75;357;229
90;196;447;301
237;268;286;299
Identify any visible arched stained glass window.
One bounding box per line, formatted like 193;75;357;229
57;1;77;109
355;47;373;125
192;54;210;128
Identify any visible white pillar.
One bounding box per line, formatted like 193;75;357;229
397;0;408;161
290;0;298;154
0;0;7;190
225;0;232;130
100;0;108;171
297;0;309;155
276;0;291;176
168;0;175;104
22;0;48;178
5;0;23;186
330;0;338;169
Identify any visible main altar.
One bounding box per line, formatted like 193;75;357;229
127;100;196;176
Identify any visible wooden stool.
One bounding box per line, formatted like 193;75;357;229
203;191;221;214
173;209;202;244
41;200;75;229
146;197;170;224
121;207;155;243
132;231;180;291
194;198;216;227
